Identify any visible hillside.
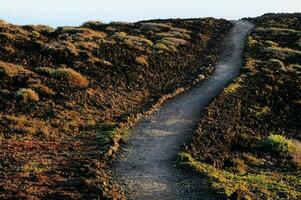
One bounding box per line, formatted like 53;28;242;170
0;18;232;199
180;13;301;199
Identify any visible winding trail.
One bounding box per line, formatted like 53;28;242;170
112;21;254;200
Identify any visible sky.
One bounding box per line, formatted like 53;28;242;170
0;0;300;27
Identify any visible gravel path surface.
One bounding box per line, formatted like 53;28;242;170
111;20;254;200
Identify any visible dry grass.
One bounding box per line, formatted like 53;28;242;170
154;43;169;51
135;56;148;66
51;68;89;87
113;32;153;50
292;140;301;169
15;88;40;102
28;83;55;96
34;67;55;75
0;61;32;77
156;31;191;40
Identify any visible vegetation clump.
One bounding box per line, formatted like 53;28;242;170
135;56;148;66
263;134;296;155
51;67;89;87
154;42;169;51
15;88;39;102
0;61;32;77
81;21;104;28
268;59;286;71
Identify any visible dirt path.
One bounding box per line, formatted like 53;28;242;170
111;21;254;200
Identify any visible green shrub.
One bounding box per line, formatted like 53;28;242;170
154;43;169;51
15;88;39;102
264;40;279;47
263;134;296;155
268;59;286;71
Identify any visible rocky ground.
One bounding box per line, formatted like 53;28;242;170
180;13;301;200
0;18;232;199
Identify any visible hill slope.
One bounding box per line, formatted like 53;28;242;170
0;18;232;199
180;13;301;200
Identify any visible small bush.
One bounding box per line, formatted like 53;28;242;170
161;37;188;46
264;40;279;48
2;45;16;54
56;26;84;34
34;67;55;75
154;43;169;51
227;158;248;174
268;59;286;71
79;29;107;40
51;68;89;87
156;31;190;40
266;47;301;58
224;75;246;94
109;21;131;26
15;88;39;102
263;134;296;155
289;64;301;72
292;140;301;169
135;56;148;66
243;154;263;166
28;83;54;95
63;41;79;56
112;32;153;50
112;32;127;39
0;61;32;77
81;21;103;28
43;41;78;57
140;22;174;32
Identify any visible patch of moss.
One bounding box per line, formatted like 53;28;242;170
178;152;301;199
224;75;246;94
263;134;296;155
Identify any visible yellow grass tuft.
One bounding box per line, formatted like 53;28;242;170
51;68;89;87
